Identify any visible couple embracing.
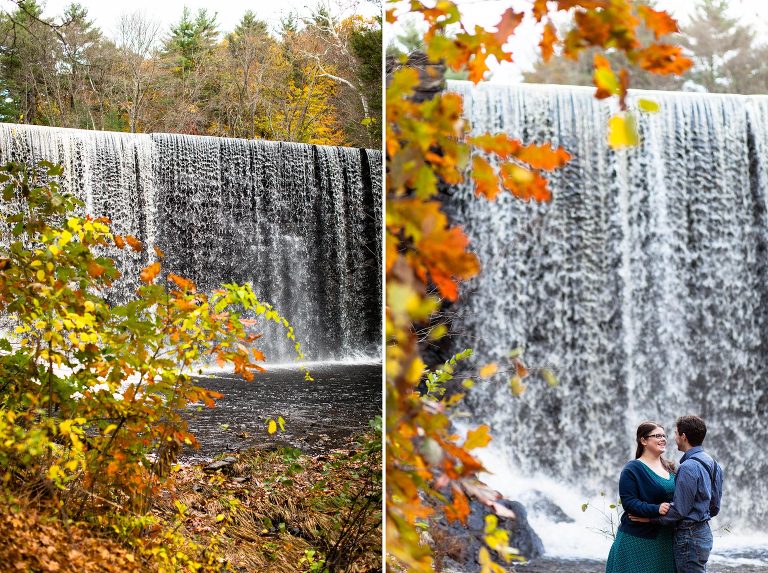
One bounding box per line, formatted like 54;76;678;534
606;415;724;573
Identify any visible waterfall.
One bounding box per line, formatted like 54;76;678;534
446;80;768;547
0;124;381;362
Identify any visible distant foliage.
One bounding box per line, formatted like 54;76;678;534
0;2;381;148
385;1;691;571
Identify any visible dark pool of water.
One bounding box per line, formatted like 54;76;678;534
183;363;382;460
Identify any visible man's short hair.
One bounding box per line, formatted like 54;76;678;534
677;415;707;447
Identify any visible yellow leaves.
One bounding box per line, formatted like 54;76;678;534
608;113;639;149
36;269;45;281
57;230;73;247
174;500;187;516
140;262;161;284
593;54;620;99
413;165;438;199
638;98;660;113
267;420;277;434
58;420;74;436
479;547;506;573
47;464;61;481
541;368;559;387
479;363;497;378
464;424;492;450
508;375;526;396
484;515;517;563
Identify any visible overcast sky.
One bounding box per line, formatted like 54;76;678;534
1;0;379;38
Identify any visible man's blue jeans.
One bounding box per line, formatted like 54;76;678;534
674;521;713;573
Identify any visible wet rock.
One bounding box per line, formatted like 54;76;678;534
528;490;575;524
204;456;237;473
432;492;544;571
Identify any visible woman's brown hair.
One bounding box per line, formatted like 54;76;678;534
635;420;676;474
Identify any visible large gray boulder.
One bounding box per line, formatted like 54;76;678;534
432;492;544;572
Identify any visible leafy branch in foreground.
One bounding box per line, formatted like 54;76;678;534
0;159;304;567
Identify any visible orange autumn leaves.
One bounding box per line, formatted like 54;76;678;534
387;70;571;302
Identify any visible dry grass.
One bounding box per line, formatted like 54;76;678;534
154;442;382;572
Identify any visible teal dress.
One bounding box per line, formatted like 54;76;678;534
605;462;676;573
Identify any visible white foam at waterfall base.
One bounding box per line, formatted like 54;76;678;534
474;441;768;566
199;355;382;373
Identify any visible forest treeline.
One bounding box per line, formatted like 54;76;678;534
0;1;381;148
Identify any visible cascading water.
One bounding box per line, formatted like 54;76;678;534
446;80;768;560
0;124;381;362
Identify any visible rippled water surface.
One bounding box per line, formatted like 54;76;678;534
184;364;381;460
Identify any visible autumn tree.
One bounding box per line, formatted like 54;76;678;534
155;8;219;134
113;11;161;133
212;12;276;139
299;4;383;146
0;0;57;124
385;1;691;571
680;0;768;94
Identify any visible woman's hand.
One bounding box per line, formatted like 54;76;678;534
659;503;671;515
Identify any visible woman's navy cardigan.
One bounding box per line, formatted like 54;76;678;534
616;459;675;539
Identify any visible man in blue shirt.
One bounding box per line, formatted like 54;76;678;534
630;415;724;573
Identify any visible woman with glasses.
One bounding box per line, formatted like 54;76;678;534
605;421;677;573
